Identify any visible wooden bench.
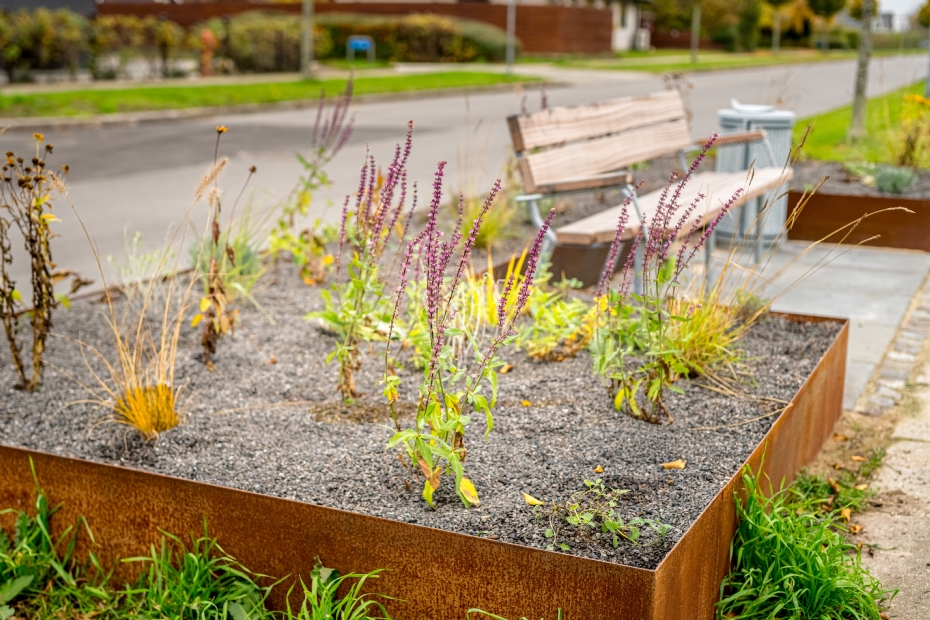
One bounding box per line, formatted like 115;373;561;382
506;89;792;287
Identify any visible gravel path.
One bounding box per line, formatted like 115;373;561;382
0;265;840;569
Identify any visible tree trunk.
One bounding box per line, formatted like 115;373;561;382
690;1;701;64
772;11;781;55
848;0;874;142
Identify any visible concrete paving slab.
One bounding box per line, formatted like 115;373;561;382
770;286;913;326
893;415;930;443
846;360;878;411
848;323;899;365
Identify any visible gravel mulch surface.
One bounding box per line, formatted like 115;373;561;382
0;263;841;569
792;160;930;200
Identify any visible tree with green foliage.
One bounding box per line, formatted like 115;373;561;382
807;0;847;48
736;0;763;50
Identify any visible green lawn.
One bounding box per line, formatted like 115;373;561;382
551;49;921;74
0;71;538;118
793;81;922;164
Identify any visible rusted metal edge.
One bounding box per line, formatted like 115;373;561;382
787;190;930;253
653;312;849;620
0;312;849;620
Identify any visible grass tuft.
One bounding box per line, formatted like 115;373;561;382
717;467;894;619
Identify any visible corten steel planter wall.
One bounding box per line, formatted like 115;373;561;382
97;2;613;55
0;313;847;620
787;190;930;252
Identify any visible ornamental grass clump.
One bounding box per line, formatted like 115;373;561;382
0;134;88;392
591;134;743;424
310;122;415;401
384;165;555;508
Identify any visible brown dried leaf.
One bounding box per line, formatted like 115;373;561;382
840;508;852;523
500;363;514;375
833;433;849;442
851;455;867;462
662;459;686;470
849;524;863;534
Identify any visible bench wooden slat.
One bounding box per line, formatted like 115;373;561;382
509;90;686;152
555;168;792;245
524;119;693;192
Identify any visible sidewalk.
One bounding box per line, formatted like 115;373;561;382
857;359;930;617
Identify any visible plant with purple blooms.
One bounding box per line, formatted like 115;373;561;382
591;134;743;424
269;80;354;284
383;166;555;508
308;122;415;401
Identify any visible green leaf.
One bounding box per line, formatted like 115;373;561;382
0;574;34;605
54;293;70;309
228;602;248;620
559;543;570;551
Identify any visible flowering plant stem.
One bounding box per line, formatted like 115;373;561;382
384;164;555;508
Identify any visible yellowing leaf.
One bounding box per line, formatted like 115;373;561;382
500;363;514;375
460;477;480;507
851;455;867;462
849;524;863;534
593;465;604;473
840;508;851;523
522;492;545;506
422;479;436;508
833;433;849;442
40;213;60;222
521;400;531;407
199;297;211;313
854;483;869;491
662;459;686;470
322;254;335;266
191;314;204;328
11;289;22;303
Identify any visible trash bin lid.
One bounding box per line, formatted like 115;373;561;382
730;99;775;114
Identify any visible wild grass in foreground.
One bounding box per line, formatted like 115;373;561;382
716;467;894;620
0;73;539;118
1;473;392;620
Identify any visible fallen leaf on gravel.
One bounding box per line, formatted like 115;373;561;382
662;459;686;470
854;483;869;491
523;493;545;506
593;465;603;473
827;477;840;494
267;355;277;365
851;455;867;462
833;433;849;442
880;612;889;619
521;400;531;407
833;462;845;470
500;364;514;374
849;524;863;534
840;508;851;523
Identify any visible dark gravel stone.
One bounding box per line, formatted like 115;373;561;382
0;264;840;570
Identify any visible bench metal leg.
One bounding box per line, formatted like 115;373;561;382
703;226;715;293
517;193;556;263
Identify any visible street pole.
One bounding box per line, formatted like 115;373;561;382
690;1;701;64
506;0;516;75
301;0;314;79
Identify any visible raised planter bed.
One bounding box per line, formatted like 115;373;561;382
0;276;848;620
787;190;930;252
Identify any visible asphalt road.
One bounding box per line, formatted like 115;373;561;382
2;54;926;287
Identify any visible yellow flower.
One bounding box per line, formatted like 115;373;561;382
32;133;44;142
216;125;228;134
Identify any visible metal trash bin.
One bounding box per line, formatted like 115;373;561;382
714;99;795;249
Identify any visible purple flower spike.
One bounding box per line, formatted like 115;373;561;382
511;208;556;328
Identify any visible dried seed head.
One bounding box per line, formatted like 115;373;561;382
48;171;68;196
194;157;228;203
45;144;53;153
216;125;228;134
249;165;256;173
61;165;70;174
33;133;44;142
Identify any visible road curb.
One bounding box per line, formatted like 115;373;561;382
1;80;559;132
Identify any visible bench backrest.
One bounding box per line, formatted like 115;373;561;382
507;90;692;194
